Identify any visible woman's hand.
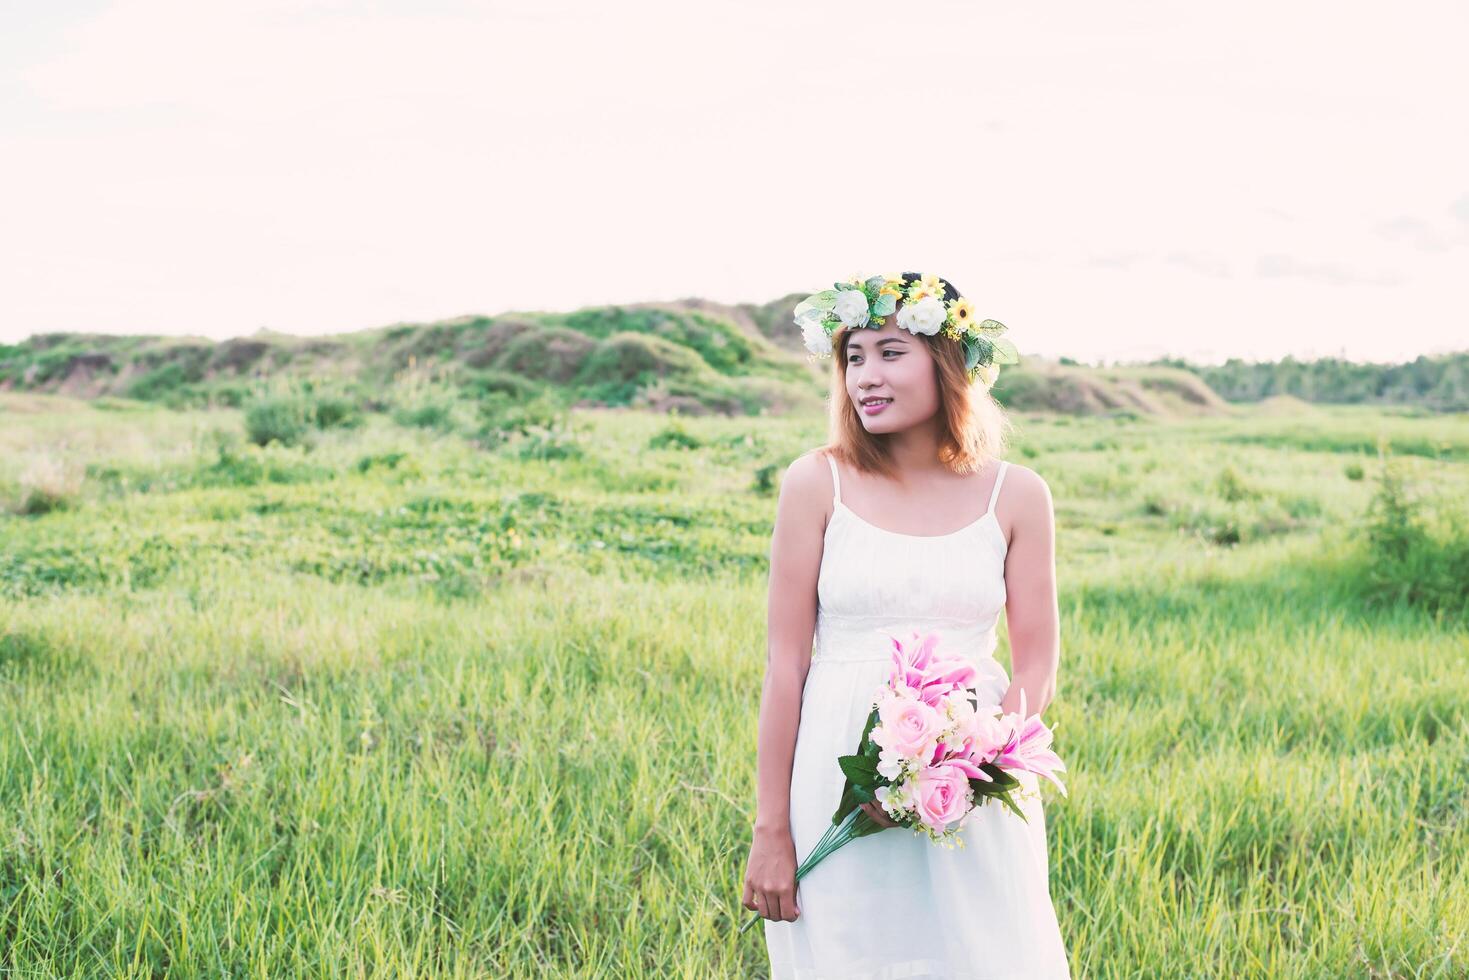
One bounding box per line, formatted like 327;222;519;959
742;825;800;922
859;800;900;829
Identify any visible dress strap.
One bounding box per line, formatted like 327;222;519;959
985;460;1010;515
825;453;842;506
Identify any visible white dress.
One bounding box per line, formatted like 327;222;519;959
764;451;1071;980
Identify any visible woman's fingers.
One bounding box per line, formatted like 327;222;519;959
861;801;895;827
741;880;757;913
761;891;783;921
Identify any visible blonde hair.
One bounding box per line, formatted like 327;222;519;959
819;320;1013;480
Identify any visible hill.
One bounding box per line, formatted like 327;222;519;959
0;297;1233;420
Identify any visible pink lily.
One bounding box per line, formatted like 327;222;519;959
990;689;1068;796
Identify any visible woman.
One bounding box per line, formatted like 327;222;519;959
743;273;1071;978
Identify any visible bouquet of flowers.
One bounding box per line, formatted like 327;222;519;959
740;629;1066;933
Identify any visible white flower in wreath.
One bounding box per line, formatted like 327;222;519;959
800;318;832;356
833;290;872;328
896;295;948;336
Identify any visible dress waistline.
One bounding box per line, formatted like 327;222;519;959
810;614;1003;666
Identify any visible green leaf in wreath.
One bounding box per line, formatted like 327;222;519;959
990;336;1020;364
964;338;982;372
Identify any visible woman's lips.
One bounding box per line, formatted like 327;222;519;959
861;399;892;416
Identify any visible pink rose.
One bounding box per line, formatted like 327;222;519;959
876;694;941;759
913;759;982;832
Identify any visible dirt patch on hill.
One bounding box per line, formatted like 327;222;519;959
996;361;1230;417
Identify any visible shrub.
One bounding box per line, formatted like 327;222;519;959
1354;458;1469;617
649;424;702;451
465;370;542;402
574;333;708;406
754;463;779;496
1215;465;1255;502
314;394;363;430
1140;494;1171;517
354;451;408;473
15;457;83;515
392;400;456;431
126;362;192;401
477;393;573;451
493;327;596;383
245;396;313;447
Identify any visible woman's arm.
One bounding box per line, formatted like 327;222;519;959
742;451;826;923
997;465;1060;718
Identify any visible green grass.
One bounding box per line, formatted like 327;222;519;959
0;395;1466;977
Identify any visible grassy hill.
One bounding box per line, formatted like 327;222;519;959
1;296;1244;422
0;300;825;418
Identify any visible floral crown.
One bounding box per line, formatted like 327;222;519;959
793;272;1019;387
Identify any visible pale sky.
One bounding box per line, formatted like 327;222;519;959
3;0;1466;364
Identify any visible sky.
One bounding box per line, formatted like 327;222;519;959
3;0;1466;364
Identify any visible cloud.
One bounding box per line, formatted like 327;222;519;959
1453;193;1469;226
1086;252;1146;270
1255;254;1403;286
1372;216;1452;251
1165;251;1232;278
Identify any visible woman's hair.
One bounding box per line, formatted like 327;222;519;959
821;272;1012;479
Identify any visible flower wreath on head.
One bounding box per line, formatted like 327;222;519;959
793;272;1019;388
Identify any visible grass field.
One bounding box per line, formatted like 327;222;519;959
1;393;1466;977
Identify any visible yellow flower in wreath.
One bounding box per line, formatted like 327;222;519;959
947;297;976;331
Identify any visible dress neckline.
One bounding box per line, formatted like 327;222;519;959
830;500;1000;541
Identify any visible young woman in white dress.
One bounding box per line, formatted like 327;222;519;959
742;273;1071;978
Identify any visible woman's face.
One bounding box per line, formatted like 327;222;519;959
843;312;940;432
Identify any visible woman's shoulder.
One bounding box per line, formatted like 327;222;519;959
995;459;1054;513
787;447;836;488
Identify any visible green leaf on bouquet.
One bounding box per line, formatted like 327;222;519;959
852;784;875;804
978;763;1017;788
838;753;878;785
864;275;886;291
858;706;880;747
872;293;898;316
996;790;1030;824
975;318;1007;335
833;782;861;823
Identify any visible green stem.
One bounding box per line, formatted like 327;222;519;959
738;809;881;934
